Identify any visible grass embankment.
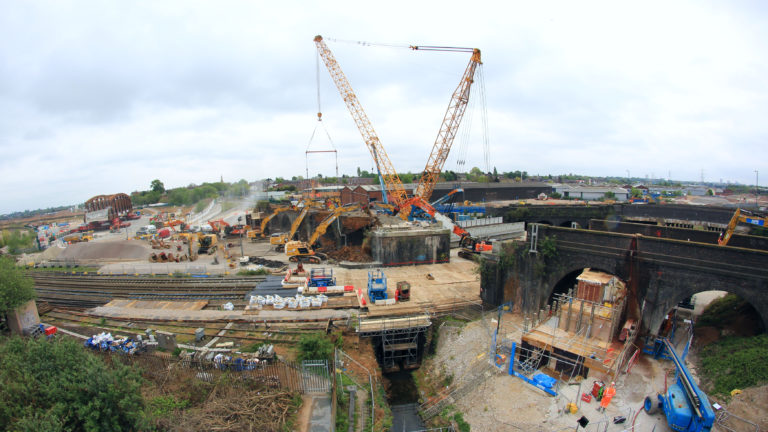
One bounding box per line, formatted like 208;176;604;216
698;334;768;396
696;294;768;396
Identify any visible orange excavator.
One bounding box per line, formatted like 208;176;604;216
207;219;230;235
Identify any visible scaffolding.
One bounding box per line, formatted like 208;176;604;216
357;315;431;371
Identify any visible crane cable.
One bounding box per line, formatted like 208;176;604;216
452;64;490;177
306;50;338;179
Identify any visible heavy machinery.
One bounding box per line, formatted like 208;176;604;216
314;35;409;208
259;206;292;238
197;234;218;255
284;241;326;264
208;219;230;235
395;281;411;302
432;212;492;259
314;36;482;222
644;338;715;432
367;269;388;302
308;203;360;247
718;208;767;246
270;205;312;251
412;47;482;203
283;203;360;263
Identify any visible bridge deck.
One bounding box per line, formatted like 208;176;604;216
357;314;431;336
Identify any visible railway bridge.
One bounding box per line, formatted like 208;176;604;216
480;224;768;334
490;203;743;231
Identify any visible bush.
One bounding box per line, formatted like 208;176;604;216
0;256;35;314
0;336;146;431
297;333;334;362
237;268;269;276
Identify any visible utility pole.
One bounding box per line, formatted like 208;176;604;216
756;170;759;207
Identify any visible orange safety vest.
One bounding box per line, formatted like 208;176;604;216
600;386;616;407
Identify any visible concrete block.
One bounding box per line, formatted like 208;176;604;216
195;328;205;342
6;300;40;336
155;331;177;350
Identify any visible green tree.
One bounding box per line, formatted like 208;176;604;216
0;336;146;431
442;170;458;182
167;188;191;206
150;179;165;193
0;257;35;314
604;191;616;200
630;187;643;198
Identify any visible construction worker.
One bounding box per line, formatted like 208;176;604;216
598;382;616;412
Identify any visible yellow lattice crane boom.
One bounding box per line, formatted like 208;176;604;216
413;46;482;201
313;35;409;207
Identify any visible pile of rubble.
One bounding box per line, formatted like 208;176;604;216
325;245;372;262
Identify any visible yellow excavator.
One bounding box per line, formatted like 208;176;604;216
285;203;360;263
270;205;312;251
248;205;292;240
718;208;767;246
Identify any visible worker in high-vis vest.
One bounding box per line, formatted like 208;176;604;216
598;382;616;412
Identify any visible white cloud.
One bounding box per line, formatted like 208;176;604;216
1;0;767;213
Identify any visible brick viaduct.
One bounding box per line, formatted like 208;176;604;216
489;203;738;231
480;224;768;335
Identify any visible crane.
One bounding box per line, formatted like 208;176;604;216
718;208;767;246
314;36;482;221
412;46;482;202
314;35;408;207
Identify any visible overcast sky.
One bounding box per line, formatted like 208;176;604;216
1;1;767;214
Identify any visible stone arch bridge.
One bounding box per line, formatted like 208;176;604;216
480;224;768;335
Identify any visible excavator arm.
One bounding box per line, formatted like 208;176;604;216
260;206;291;237
719;208;767;245
308;203;360;246
314;35;409;208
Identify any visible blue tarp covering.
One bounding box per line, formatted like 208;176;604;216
532;373;557;389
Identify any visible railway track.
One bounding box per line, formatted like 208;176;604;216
43;308;343;346
31;274;266;309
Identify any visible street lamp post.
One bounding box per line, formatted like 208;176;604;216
756;170;759;207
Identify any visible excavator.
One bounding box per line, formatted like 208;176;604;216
432;212;493;260
718;208;767;246
207;219;230;235
270;205;312;251
254;206;292;239
284;203;360;263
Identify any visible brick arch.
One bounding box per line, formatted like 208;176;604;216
644;267;768;335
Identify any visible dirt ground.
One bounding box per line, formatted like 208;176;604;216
419;311;767;432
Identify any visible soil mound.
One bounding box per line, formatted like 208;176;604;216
59;240;150;260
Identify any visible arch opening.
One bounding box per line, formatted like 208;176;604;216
657;290;766;341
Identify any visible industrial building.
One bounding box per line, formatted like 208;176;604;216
552;184;630;202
